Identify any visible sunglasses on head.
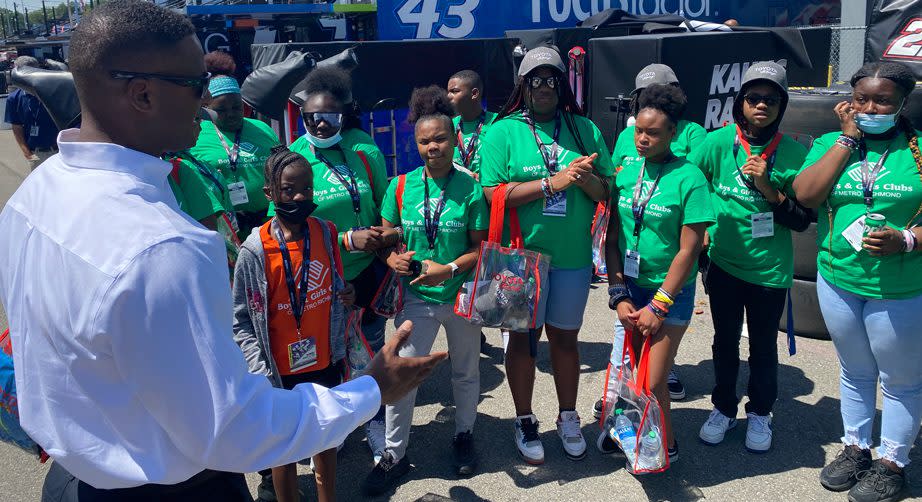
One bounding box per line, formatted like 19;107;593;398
302;112;343;129
744;93;781;107
527;75;560;90
109;71;212;97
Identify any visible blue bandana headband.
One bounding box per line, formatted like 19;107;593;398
208;76;240;98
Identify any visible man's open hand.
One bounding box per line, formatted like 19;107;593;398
365;321;448;405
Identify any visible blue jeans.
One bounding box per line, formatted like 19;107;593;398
817;273;922;467
608;280;696;369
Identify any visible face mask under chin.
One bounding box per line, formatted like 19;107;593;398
305;130;343;149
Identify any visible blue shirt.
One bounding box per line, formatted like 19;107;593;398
4;88;59;150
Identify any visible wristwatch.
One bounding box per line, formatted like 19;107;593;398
608;284;631;311
447;262;460;278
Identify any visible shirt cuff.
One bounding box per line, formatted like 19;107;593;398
339;375;382;422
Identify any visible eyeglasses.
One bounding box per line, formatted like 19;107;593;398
743;94;781;107
527;76;560;90
302;112;343;129
109;71;212;97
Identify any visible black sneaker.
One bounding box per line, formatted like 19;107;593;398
257;473;276;502
847;460;907;502
668;440;679;464
821;446;873;492
363;451;410;496
453;431;478;476
592;398;604;420
667;370;686;400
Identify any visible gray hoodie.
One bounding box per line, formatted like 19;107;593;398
232;218;347;388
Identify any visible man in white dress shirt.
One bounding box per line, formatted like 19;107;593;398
0;2;446;501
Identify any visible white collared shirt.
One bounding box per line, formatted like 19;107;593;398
0;129;381;489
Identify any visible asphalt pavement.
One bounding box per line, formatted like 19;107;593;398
0;129;919;501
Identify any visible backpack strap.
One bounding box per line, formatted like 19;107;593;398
355;150;377;202
169;158;181;186
395;174;406;219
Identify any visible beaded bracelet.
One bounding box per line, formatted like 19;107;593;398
835;134;859;152
541;177;555;199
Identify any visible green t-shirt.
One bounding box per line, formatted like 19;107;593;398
802;130;922;299
284;128;390;280
167;160;218;221
479;111;616;269
613;156;716;289
453;111;497;174
611;120;707;169
687;124;807;288
380;167;489;303
189;118;280;214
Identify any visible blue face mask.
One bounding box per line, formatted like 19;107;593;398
305;130;343;149
855;100;904;135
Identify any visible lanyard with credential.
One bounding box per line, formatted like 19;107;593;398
271;218;311;338
733;125;781;194
181;151;225;196
311;145;363;222
213;123;242;173
524;111;562;175
632;160;665;248
456;113;485;169
423;169;456;250
858;142;891;213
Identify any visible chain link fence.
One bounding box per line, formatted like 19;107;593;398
828;25;867;84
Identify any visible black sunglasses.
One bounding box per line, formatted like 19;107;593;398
744;93;781;107
528;76;560;90
302;112;343;129
109;71;212;97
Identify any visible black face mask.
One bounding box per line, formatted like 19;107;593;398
275;199;317;224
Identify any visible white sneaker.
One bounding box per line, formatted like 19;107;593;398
514;414;545;465
745;412;772;453
556;411;587;461
365;419;386;464
699;408;737;445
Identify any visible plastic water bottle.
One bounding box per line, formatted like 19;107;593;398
612;409;637;456
638;430;664;470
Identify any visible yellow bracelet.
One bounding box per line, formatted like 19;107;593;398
653;291;675;307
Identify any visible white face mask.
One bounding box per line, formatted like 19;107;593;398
305;130;343;149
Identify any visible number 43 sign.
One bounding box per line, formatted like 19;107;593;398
394;0;481;39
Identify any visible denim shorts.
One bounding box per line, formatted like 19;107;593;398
624;279;696;326
534;266;593;331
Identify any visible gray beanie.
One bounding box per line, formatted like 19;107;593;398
518;46;566;77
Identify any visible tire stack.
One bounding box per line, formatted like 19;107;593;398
776;84;922;341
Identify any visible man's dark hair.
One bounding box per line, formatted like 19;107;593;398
450;70;483;92
69;0;196;73
637;83;687;125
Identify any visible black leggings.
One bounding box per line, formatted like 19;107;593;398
706;262;787;417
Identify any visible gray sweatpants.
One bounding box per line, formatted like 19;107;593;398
385;290;481;461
